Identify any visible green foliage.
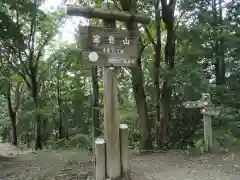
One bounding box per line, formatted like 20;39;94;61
46;134;92;151
1;0;240;153
68;134;92;150
0;118;10;141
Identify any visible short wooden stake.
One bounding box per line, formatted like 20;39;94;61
203;114;213;152
120;124;130;176
95;138;106;180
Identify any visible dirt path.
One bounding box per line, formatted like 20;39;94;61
1;143;240;180
0;143;93;180
131;151;240;180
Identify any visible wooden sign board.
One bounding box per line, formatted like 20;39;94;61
183;100;204;108
201;107;222;116
78;26;139;67
183;99;212;109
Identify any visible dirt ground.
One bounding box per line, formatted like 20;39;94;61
1;143;240;180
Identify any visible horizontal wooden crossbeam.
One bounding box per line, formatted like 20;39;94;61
66;5;150;24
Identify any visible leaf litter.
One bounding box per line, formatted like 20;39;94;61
1;143;240;180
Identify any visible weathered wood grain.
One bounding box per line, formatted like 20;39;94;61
66;5;150;24
78;26;139;67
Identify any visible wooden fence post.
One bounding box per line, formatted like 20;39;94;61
95;138;106;180
120;124;130;176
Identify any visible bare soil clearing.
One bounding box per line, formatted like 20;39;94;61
1;143;240;180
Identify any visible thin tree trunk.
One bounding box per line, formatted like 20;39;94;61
154;0;162;147
35;113;42;150
160;0;176;149
11;117;17;145
219;0;225;84
7;81;17;146
215;0;225;125
57;95;63;139
91;67;100;138
31;77;42;150
213;0;225;86
160;81;171;148
131;56;153;150
120;0;153;150
57;61;63;139
213;0;221;85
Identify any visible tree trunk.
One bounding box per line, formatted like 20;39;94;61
160;0;176;149
11;116;17;146
31;77;42;150
7;81;17;146
219;0;225;84
91;66;100;138
35;113;42;150
160;82;171;148
120;0;153;150
213;0;225;126
131;51;153;150
154;1;162;147
132;75;153;150
58;98;63;139
213;0;225;86
213;0;221;85
57;62;63;139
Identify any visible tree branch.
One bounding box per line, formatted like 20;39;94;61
175;9;188;30
7;81;14;118
28;1;37;71
169;0;177;9
8;61;32;89
35;34;51;70
14;82;23;112
112;0;122;11
144;26;156;49
8;45;31;77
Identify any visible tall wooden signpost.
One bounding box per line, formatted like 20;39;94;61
183;93;222;152
66;1;150;179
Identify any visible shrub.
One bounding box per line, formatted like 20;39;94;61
46;134;92;151
67;134;92;150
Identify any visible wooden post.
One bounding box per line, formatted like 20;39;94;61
202;113;212;152
183;93;222;153
201;107;221;152
66;1;150;179
102;1;121;179
120;124;130;176
103;67;121;178
95;138;106;180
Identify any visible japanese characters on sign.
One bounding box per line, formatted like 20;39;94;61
78;26;139;67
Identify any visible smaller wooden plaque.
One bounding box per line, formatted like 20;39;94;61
202;107;222;116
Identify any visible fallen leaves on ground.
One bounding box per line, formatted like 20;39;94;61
1;144;240;180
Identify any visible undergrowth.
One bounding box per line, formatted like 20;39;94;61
45;134;92;151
